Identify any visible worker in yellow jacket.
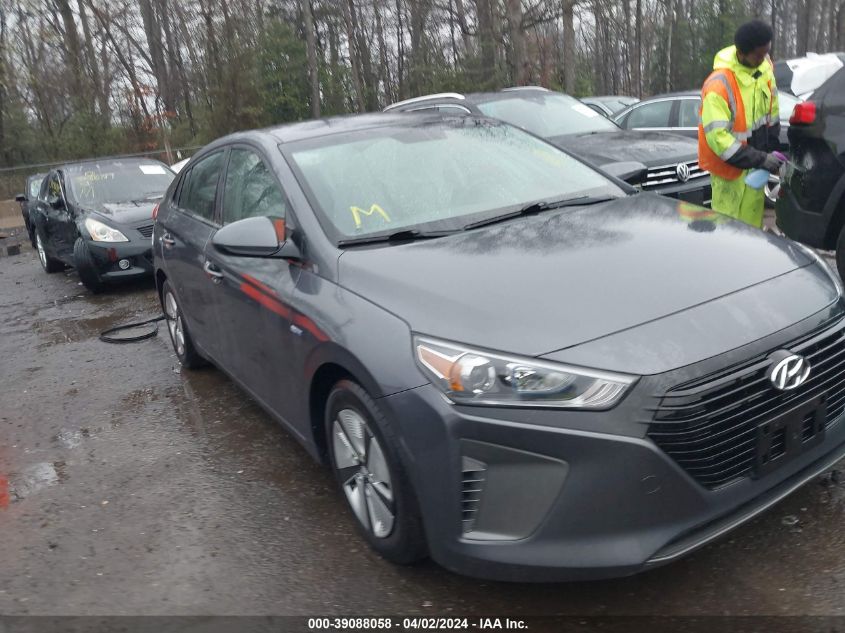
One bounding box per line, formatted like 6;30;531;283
698;20;783;228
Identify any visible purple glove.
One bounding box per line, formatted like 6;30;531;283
761;153;785;174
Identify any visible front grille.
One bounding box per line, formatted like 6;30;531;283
642;160;709;189
137;224;154;238
649;319;845;490
460;457;486;533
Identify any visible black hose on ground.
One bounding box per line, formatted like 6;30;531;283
99;315;167;344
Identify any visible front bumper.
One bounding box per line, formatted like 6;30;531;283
382;373;845;582
86;240;154;282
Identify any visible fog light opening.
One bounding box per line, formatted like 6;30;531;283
118;258;131;270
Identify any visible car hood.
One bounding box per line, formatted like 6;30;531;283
84;200;158;225
549;129;697;168
337;195;818;359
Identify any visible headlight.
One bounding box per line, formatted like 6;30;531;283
414;336;635;409
85;218;128;242
795;242;843;297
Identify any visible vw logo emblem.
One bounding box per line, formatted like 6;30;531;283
676;162;691;182
769;353;811;391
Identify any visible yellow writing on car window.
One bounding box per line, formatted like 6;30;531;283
77;171;115;183
531;148;567;169
350;204;391;228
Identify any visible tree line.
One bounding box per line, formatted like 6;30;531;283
0;0;843;171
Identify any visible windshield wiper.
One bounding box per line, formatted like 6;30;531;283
462;196;617;231
337;229;456;247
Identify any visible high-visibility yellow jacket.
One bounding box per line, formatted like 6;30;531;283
698;45;781;227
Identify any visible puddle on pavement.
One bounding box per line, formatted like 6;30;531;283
32;313;136;348
26;280;160;350
8;461;67;501
54;428;91;449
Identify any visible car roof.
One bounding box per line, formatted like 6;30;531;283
582;95;638;102
449;88;553;104
384;87;560;112
638;90;699;100
197;112;471;152
57;157;170;172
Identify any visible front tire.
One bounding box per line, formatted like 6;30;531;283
161;279;206;369
35;228;63;273
73;238;105;293
325;379;426;565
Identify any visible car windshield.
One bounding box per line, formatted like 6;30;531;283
66;161;175;205
476;93;619;138
285;118;625;241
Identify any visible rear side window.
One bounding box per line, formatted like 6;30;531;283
42;173;62;205
222;149;287;224
179;152;224;221
627;101;673;128
678;99;701;127
28;177;43;199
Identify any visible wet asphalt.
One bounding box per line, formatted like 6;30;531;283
3;242;845;618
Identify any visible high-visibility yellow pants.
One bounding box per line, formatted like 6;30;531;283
710;172;765;228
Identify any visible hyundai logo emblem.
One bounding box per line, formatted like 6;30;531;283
769;354;811;391
676;162;691;183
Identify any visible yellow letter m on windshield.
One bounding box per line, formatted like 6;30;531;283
350;204;391;228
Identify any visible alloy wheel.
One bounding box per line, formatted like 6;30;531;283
164;291;186;356
765;179;780;205
332;408;395;538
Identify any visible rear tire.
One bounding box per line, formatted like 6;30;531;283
73;237;105;294
161;279;206;369
325;379;427;565
35;228;63;273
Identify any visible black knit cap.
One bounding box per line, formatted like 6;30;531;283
735;20;773;54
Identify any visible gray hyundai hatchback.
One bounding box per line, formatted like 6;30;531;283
153;112;845;581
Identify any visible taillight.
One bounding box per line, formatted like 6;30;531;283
790;101;816;125
152;203;160;221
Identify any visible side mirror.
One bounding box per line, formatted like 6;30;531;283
603;161;649;186
15;194;26;203
50;198;65;210
211;216;301;260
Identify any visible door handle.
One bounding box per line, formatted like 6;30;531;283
203;260;224;283
161;232;176;247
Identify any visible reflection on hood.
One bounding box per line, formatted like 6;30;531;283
82;200;159;225
550;129;698;168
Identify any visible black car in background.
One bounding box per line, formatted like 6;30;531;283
384;88;711;205
15;173;46;246
776;65;845;280
154;112;845;581
29;158;174;292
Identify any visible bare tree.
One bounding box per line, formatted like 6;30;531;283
302;0;321;117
